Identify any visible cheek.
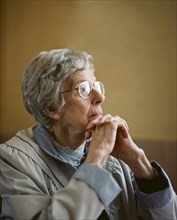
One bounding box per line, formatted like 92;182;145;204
65;97;90;116
73;104;90;123
62;102;90;125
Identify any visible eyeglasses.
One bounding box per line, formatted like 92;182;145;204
61;81;105;99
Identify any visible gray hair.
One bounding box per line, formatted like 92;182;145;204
22;49;95;128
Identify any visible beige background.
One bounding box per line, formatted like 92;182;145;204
0;0;176;191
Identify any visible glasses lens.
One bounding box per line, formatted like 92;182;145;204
79;81;91;98
94;81;105;96
78;81;105;99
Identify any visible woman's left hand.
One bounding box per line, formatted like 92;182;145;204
111;116;157;179
86;114;157;179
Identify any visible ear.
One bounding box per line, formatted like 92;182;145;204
48;111;61;120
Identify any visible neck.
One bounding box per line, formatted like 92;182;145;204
49;125;86;150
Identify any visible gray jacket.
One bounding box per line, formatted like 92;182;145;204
0;127;176;219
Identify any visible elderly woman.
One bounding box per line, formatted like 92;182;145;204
0;49;176;219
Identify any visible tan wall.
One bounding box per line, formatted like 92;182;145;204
0;1;176;190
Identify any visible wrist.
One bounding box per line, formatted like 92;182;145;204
85;150;108;167
127;149;157;179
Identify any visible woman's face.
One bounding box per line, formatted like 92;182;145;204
58;69;105;137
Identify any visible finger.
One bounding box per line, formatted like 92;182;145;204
87;114;112;130
105;115;128;133
114;115;129;130
86;115;103;130
117;123;129;138
85;130;92;139
95;114;112;125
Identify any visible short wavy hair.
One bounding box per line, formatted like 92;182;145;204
22;49;95;128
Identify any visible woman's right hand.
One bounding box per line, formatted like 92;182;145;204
85;114;128;166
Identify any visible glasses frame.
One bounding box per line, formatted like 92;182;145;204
60;81;105;99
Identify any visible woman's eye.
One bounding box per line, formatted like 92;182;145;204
82;87;89;94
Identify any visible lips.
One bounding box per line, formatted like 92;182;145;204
89;112;102;120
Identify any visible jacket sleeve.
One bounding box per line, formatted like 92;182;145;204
0;145;120;220
1;178;104;220
133;162;177;220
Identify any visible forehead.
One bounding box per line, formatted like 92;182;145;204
66;69;96;87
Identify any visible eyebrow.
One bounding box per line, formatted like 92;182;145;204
72;80;86;88
72;77;97;86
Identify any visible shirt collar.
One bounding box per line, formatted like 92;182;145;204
33;124;87;169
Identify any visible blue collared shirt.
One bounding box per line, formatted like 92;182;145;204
33;124;87;169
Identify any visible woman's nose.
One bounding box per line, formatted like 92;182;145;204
91;89;105;105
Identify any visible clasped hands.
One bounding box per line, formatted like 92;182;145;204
85;114;156;179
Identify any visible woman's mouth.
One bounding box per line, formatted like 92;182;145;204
89;113;102;121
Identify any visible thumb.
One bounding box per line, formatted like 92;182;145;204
85;130;92;140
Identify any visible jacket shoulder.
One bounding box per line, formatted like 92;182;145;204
0;127;59;191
